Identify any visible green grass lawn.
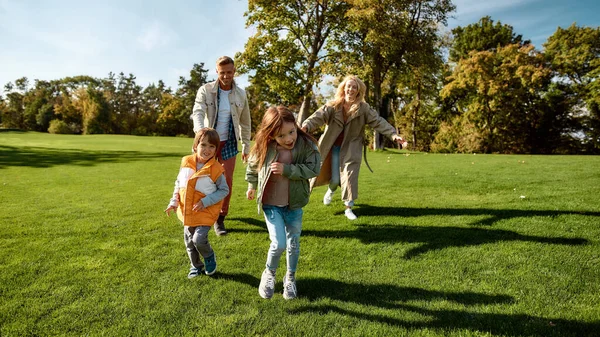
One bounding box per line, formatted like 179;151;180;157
1;131;599;336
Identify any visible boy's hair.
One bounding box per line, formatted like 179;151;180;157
330;75;367;111
250;106;317;170
216;56;234;67
193;128;220;153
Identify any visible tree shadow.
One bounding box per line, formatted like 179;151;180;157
302;224;587;259
212;272;260;287
291;303;598;337
226;217;267;231
349;204;600;227
290;278;598;336
0;145;181;169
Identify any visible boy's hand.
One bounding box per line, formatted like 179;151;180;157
192;200;205;212
247;189;256;200
164;205;177;216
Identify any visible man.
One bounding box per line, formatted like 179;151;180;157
191;56;251;235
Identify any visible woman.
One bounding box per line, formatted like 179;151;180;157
301;75;407;220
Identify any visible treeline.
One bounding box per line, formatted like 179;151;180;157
0;64;211;137
1;2;599;154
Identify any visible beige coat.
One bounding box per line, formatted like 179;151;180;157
302;101;398;202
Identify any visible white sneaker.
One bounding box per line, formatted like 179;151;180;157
283;272;297;300
323;189;333;205
259;269;276;299
344;208;357;220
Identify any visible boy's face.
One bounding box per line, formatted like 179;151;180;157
273;121;297;150
196;138;217;163
216;62;235;90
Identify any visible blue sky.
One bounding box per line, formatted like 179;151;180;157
1;0;598;95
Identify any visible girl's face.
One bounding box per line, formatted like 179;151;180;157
344;80;359;103
273;121;297;150
195;138;217;163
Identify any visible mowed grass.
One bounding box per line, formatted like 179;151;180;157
1;131;599;336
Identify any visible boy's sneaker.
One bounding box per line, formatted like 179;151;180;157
344;208;357;220
187;267;203;279
283;272;297;300
258;269;276;299
204;253;217;275
323;189;333;205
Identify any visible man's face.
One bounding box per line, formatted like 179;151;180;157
216;63;235;90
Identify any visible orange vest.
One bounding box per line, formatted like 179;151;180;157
176;155;225;227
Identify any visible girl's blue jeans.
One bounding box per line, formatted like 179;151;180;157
262;205;303;273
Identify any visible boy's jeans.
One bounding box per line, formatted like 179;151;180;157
262;205;303;272
183;225;213;269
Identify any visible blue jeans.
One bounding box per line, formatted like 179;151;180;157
329;145;354;207
262;205;303;272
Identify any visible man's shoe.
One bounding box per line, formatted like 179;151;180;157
323;189;333;205
258;269;276;299
214;215;227;236
344;208;357;220
204;253;217;275
283;272;297;300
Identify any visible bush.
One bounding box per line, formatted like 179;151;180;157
48;120;73;134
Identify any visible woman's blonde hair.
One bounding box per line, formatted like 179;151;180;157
330;75;367;111
250;106;316;170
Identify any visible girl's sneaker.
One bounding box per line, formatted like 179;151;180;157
283;272;297;300
259;269;276;299
204;253;217;275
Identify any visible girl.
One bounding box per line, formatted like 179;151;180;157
301;75;408;220
165;128;229;278
246;106;321;299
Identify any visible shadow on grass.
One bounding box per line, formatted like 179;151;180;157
291;303;599;337
0;145;181;169
302;224;587;259
346;204;600;227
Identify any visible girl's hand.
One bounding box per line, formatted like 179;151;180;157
192;200;205;212
247;189;256;200
164;205;177;216
270;162;284;175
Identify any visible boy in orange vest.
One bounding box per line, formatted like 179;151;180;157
165;128;229;278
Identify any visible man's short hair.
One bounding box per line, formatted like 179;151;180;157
216;56;234;67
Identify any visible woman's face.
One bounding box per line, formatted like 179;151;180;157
273;121;298;150
344;80;359;103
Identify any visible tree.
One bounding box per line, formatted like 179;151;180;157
544;24;600;153
439;44;553;153
237;0;350;123
449;16;529;63
176;63;209;136
328;0;455;149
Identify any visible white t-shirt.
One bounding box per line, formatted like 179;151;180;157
216;89;231;141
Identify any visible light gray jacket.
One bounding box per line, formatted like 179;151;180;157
191;80;252;155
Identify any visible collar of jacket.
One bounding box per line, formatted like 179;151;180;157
208;80;238;94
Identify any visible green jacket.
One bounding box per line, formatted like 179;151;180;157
246;136;321;213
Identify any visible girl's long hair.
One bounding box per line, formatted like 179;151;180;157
250;106;317;170
329;75;367;111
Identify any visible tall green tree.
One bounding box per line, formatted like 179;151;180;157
544;24;600;153
237;0;350;123
328;0;454;149
449;16;529;63
439;44;553;153
176;63;209;136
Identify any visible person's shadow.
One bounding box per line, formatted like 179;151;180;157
212;273;598;336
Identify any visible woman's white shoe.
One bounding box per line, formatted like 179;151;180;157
344;208;357;220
